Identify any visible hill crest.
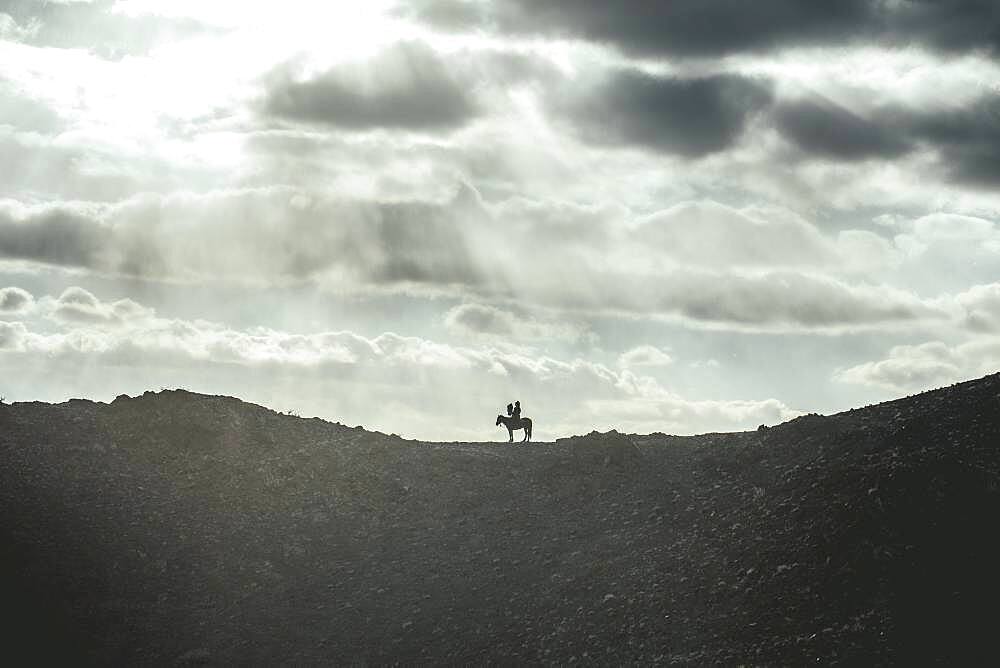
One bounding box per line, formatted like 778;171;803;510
7;370;999;445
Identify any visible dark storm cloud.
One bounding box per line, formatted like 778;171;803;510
905;97;1000;186
263;43;477;131
409;0;874;57
0;205;109;269
772;94;1000;184
408;0;1000;59
0;0;213;59
774;99;912;161
559;71;772;157
891;0;1000;55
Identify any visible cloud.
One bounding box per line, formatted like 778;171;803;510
263;42;477;131
0;319;26;349
409;0;874;58
445;302;516;336
836;341;961;391
663;272;936;329
956;282;1000;333
885;213;1000;293
0;286;33;313
891;212;1000;262
774;98;912;161
357;193;490;286
0;0;213;59
557;71;772;157
835;338;1000;393
767;94;1000;186
2;286;799;438
569;269;944;331
583;395;795;434
0;189;951;332
0;12;31;41
411;1;1000;59
0;201;110;269
890;0;1000;55
910;213;996;242
444;302;588;342
47;286;153;324
0;186;492;288
634;201;839;268
490;197;624;248
0;128;151;202
905;96;1000;186
618;345;672;369
0;187;484;290
0;80;64;134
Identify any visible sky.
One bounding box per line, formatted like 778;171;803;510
1;0;1000;440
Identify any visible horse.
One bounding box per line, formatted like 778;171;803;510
496;414;533;442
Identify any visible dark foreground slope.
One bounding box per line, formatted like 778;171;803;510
1;375;999;665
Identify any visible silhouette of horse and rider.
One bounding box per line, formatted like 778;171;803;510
496;399;532;442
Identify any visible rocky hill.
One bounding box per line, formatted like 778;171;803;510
2;374;999;665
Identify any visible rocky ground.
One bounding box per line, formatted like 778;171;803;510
2;373;999;665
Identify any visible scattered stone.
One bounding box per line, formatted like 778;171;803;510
2;372;999;665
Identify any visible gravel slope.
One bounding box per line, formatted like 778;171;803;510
2;374;999;664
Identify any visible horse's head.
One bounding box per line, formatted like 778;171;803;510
495;414;502;426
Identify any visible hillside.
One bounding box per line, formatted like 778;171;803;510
2;374;999;664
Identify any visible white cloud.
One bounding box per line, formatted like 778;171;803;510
883;213;1000;294
957;283;1000;333
835;338;1000;393
893;213;1000;261
1;190;944;332
634;201;836;268
1;286;801;439
0;320;26;350
45;286;153;325
631;201;901;274
618;345;672;368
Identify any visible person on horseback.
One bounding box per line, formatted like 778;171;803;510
496;402;533;442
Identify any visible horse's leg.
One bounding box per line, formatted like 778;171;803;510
507;426;514;442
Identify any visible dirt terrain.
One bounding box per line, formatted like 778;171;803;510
2;374;999;664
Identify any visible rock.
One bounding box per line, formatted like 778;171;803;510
175;648;210;665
